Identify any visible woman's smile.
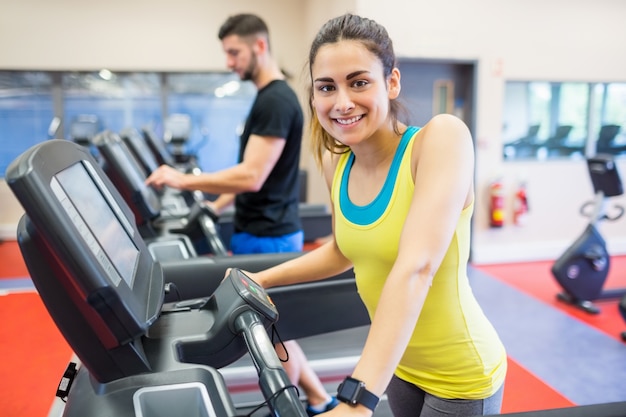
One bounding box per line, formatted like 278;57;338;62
335;115;364;126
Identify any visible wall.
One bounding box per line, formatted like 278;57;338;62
1;0;626;264
356;0;626;263
0;0;308;73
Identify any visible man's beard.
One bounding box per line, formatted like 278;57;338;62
240;53;258;81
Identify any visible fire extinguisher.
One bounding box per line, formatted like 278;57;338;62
489;179;505;228
513;181;529;226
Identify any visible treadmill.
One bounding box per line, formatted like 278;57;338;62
141;123;333;247
141;125;197;173
93;130;227;259
119;126;161;176
5;139;370;416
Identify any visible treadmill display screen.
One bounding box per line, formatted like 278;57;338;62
52;161;139;287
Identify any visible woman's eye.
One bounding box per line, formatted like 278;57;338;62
353;80;368;88
318;85;335;92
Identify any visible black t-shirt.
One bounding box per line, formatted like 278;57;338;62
234;79;303;236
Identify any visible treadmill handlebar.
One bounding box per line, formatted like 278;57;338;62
234;310;308;417
198;213;228;256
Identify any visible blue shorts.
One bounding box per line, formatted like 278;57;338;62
230;230;304;255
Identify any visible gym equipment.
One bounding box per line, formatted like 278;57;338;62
164;113;196;164
157;255;361;339
119;126;160;175
142;124;332;245
69;114;101;147
551;154;626;314
68;114;101;159
102;128;332;251
596;124;626;155
6;139;369;416
95;130;198;220
93;130;227;258
503;124;541;159
141;125;198;172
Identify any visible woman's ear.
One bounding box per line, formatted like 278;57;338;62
388;68;401;99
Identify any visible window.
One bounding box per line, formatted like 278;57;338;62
166;73;255;173
594;83;626;155
0;70;257;178
503;81;626;161
63;71;162;138
0;72;55;176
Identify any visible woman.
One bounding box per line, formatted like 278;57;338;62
250;13;507;417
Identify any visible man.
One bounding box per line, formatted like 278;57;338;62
145;13;337;416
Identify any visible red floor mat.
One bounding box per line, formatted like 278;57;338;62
0;240;28;279
0;292;72;417
501;357;575;413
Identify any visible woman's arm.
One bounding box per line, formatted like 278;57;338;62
254;238;353;288
348;115;475;403
252;151;353;289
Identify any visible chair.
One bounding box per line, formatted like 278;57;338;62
596;124;624;154
503;124;542;159
543;125;586;157
545;125;573;147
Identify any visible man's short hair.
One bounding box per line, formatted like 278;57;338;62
218;14;269;41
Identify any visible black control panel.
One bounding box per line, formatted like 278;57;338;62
229;269;278;322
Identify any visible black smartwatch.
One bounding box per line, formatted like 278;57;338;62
336;376;379;412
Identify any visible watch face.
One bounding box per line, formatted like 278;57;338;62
338;377;379;412
339;377;362;403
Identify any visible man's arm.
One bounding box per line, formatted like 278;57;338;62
145;134;285;194
204;193;235;216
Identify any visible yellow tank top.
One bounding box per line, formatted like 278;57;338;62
331;127;507;399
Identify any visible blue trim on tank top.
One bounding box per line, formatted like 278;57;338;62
339;126;419;226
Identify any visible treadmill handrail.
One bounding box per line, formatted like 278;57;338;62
234;310;308;417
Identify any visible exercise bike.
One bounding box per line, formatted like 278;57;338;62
551;154;626;314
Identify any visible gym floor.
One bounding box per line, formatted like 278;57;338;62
1;240;625;416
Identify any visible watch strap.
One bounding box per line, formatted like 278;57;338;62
356;387;378;411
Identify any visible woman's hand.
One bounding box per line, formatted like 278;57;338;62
318;402;373;417
224;268;263;287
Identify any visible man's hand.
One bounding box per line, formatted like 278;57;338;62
145;165;186;190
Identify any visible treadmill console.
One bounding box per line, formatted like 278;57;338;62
162;268;280;370
229;269;278;322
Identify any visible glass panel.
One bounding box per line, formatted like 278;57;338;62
541;82;588;159
528;82;551;140
0;71;55;178
502;81;623;161
503;82;549;160
62;71;162;140
595;83;626;155
166;72;256;173
0;70;259;177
